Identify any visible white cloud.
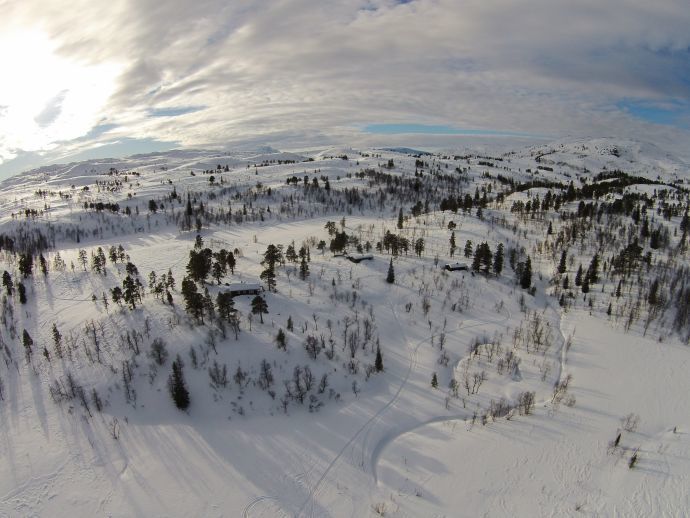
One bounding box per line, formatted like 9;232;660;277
1;0;689;172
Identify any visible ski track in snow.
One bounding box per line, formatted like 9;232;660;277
290;287;515;518
368;301;518;485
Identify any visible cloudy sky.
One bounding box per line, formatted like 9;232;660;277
1;0;689;176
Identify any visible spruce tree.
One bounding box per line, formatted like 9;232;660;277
472;246;482;272
386;258;395;284
493;243;504;275
464;240;473;259
17;282;27;304
275;328;287;350
431;372;438;388
520;257;532;289
299;256;309;280
375;344;384;372
397;208;404;229
52;323;63;359
22;329;33;359
168;355;190;410
575;264;583;286
2;271;13;295
39;254;48;276
587;253;600;284
474;242;492;274
581;274;590;294
18;253;33;278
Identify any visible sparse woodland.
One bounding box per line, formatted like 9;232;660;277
0;141;688;515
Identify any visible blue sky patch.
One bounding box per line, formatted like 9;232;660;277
148;106;206;117
617;99;689;130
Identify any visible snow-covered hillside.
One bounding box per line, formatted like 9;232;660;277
0;138;688;517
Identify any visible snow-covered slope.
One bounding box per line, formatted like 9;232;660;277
0;137;688;517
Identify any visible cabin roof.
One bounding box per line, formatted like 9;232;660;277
347;254;374;260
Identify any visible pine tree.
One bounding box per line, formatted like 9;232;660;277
386;258;395;284
17;282;27;304
449;231;456;258
111;286;123;306
181;277;204;321
186;248;213;283
285;243;298;263
260;266;276;292
212;260;225;285
262;244;283;269
397;208;404;229
431;372;438;388
251;295;268;323
122;275;140;309
375;344;384;372
168;355;190;410
414;238;425;257
216;292;235;321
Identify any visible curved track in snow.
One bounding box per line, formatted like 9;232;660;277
296;288;513;517
370;304;571;488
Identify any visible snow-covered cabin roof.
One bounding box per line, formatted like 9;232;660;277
444;262;469;270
